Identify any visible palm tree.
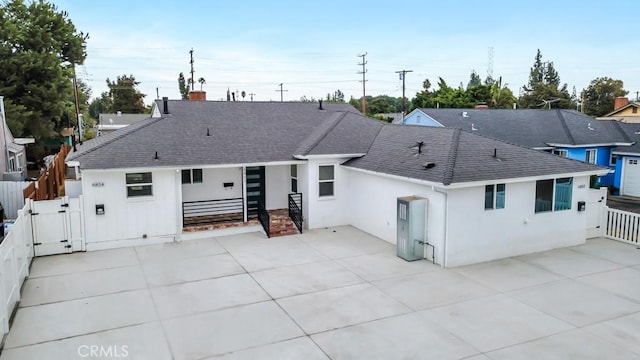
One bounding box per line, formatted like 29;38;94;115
198;77;206;91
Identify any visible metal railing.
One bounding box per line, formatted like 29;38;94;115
288;193;303;234
182;198;243;227
257;203;270;238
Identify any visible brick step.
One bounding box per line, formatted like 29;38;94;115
270;228;299;237
268;215;299;237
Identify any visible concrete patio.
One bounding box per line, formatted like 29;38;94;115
2;226;640;359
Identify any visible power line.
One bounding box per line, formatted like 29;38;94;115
357;52;367;113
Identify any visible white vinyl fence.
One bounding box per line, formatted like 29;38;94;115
0;181;30;219
0;202;33;338
605;207;640;245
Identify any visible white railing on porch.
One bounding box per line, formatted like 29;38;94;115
0;202;33;339
605;207;640;245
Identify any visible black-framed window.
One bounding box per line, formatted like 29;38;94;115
181;169;203;184
318;165;334;197
126;172;153;197
484;184;505;210
290;164;298;193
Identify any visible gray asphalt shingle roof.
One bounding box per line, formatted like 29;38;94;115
68;100;607;186
343;125;606;185
417;108;631;148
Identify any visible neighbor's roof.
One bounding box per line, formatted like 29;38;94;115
612;122;640;154
604;102;640;117
415;108;631;148
99;113;150;126
68;101;363;169
343;125;607;186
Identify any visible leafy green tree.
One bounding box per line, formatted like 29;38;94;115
519;49;572;109
178;72;189;100
107;74;146;113
198;77;206;91
468;70;482;88
88;92;113;119
581;77;628;117
348;96;360;110
368;97;395;114
0;0;88;154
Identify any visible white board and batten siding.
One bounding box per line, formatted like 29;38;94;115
81;169;178;250
0;181;30;219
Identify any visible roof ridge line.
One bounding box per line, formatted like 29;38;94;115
365;122;386;154
68;116;161;161
297;111;348;155
611;120;632;143
443;128;461;185
556;109;575;145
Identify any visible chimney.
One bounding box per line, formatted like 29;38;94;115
318;99;324;110
614;97;629;111
188;91;206;101
162;97;169;114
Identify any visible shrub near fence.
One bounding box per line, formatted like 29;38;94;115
23;145;70;201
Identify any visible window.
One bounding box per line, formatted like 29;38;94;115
290;165;298;193
610;153;617;166
535;177;573;213
585;149;597;164
126;172;153;197
318;165;334;197
630;159;638;165
552;149;568;157
181;169;203;184
484;184;505;210
633;107;638;114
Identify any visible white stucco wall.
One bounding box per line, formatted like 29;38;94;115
346;169;446;264
305;158;351;229
181;167;242;202
445;176;590;267
82;169;178;250
265;165;289;210
295;163;310;228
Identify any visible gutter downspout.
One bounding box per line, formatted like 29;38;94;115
432;186;448;267
0;96;10;172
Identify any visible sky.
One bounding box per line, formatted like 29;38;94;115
53;0;640;106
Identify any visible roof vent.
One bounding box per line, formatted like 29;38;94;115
471;123;478;131
154;151;159;160
462;111;469;118
423;162;435;169
318;99;324;110
411;141;425;156
206;128;210;136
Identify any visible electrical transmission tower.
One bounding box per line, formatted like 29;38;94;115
395;69;413;116
357;52;368;114
487;46;494;81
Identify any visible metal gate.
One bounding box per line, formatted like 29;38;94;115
29;197;85;256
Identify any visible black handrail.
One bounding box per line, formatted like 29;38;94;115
288;193;303;234
257;202;270;238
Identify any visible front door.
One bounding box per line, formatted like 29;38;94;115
246;166;265;219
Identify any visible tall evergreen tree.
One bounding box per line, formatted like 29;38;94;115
519;49;573;109
0;0;88;154
178;72;189;100
106;75;146;113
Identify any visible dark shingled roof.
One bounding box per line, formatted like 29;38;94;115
68;100;607;186
343;125;606;185
613;122;640;154
417;108;631;148
68;100;362;169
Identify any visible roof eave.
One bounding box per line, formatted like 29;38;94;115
546;142;633;148
442;169;612;189
294;153;365;160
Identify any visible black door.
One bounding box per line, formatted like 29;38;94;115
246;166;265;219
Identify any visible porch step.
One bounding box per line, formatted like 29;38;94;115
269;214;299;237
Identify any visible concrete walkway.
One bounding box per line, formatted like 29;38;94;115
2;227;640;359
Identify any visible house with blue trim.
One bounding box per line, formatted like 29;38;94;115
403;108;633;192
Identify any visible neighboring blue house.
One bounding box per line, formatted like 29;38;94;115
403;108;633;191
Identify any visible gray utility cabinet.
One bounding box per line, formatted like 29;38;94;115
396;196;427;261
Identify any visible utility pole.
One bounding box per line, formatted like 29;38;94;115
275;83;288;102
72;64;83;140
156;87;159;100
249;93;256;101
395;69;413;116
189;48;195;91
357;52;367;114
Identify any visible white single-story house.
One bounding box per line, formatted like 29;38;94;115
66;97;609;267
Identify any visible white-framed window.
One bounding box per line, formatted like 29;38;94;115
181;169;203;184
16;153;24;171
585;149;597;164
534;177;573;213
8;157;15;172
318;165;334;197
290;164;298;193
126;172;153;197
552;149;568;157
610;153;618;166
484;184;505;210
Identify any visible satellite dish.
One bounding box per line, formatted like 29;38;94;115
108;118;114;124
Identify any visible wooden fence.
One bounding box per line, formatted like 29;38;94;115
23;145;70;201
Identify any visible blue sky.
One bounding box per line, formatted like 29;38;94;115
54;0;640;106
